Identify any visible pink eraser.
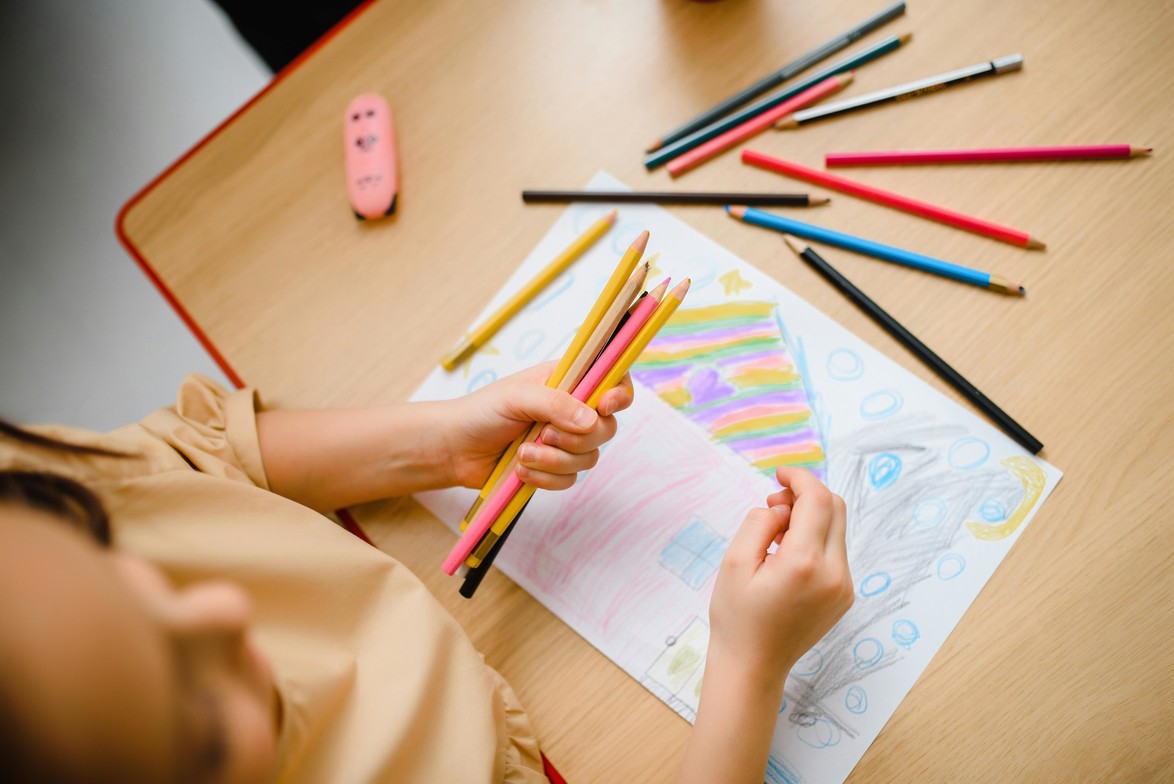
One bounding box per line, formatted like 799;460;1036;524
344;93;398;219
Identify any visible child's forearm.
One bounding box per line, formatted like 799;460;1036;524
255;401;456;512
677;649;789;784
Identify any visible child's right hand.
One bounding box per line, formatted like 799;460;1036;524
709;466;854;687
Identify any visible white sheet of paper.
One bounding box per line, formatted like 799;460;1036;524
412;172;1061;783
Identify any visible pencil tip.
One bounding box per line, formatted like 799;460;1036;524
658;276;671;288
773;117;799;131
809;195;831;206
604;209;619;223
645;139;663;154
674;278;692;296
841;72;856;85
1026;238;1046;250
899;31;913;44
727;205;747;219
781;235;806;255
630;230;650;253
1132;146;1153;157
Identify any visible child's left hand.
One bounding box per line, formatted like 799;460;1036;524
441;362;635;490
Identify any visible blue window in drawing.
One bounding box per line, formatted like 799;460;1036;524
659;519;728;590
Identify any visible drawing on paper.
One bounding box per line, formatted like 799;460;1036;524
642;616;710;722
631;301;827;481
658;519;728;590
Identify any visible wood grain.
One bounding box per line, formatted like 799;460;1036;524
120;0;1174;780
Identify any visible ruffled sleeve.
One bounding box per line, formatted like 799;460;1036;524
136;373;270;490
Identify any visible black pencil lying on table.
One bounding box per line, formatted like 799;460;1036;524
780;235;1043;454
522;190;828;207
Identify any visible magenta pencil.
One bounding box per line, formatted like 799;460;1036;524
440;283;667;575
826;144;1154;167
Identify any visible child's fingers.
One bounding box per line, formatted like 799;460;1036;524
766;487;795;509
774;466;835;551
514;463;578;491
724;506;788;571
517;441;599;477
540;414;618;454
824;493;848;560
771;504;793;546
597;373;635;417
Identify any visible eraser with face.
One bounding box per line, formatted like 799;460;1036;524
344;93;398;219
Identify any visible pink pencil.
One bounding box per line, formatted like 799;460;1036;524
743;148;1046;249
441;281;669;575
826;144;1154;167
666;73;854;178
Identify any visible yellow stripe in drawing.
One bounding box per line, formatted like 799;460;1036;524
965;456;1046;541
752;447;827;470
730;369;801;388
660;386;693;407
666;301;776;325
712;412;810;439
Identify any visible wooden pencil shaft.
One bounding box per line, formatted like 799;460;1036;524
650;0;905;149
797;245;1042;453
460;497;530;599
523;191;814;206
786;54;1023;127
644;34;908;169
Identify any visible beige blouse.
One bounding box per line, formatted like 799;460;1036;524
0;375;547;783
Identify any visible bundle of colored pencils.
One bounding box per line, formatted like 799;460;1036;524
444;230;690;597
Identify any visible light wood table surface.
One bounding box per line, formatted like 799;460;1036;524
118;0;1173;780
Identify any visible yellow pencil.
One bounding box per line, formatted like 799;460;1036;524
465;278;690;568
440;210;618;370
458;233;648;532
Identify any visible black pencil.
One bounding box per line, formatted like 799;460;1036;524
459;498;531;599
780;235;1043;454
645;0;906;152
523;190;828;207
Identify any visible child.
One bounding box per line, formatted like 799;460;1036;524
0;367;850;783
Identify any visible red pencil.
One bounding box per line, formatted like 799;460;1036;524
741;149;1045;250
826;144;1154;167
666;73;854;178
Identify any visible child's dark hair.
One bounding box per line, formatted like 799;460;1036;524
0;420;123;545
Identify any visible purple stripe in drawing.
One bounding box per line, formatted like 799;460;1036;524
726;430;822;452
689;392;811;424
631;366;689;387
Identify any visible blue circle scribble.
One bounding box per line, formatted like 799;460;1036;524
937;553;967;581
844;686;868;715
867;452;902;490
466;369;497;394
948;436;990;470
514;329;545;359
860;389;903;420
853;638;884;670
792;647;824;677
980;500;1007;521
826;349;864;381
912;498;948;529
891;619;920;650
860;572;892;597
778;696;788;714
797;718;842;749
679;255;720;291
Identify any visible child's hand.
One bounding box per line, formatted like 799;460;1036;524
441;362;635;490
709;466;854;687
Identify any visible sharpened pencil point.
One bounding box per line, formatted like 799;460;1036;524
1026;237;1046;250
781;235;807;256
630;230;650;253
645;138;664;154
1131;146;1153;157
773;117;800;131
727;205;747;220
898;32;913;45
809;195;831;206
604;209;619;223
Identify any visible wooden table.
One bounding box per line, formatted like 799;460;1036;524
118;0;1173;780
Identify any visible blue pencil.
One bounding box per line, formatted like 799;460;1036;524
645;33;911;171
726;206;1025;295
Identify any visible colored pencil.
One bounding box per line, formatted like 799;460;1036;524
775;54;1023;130
726;206;1024;295
645;0;906;152
459;497;531;598
440;210;616;369
459;244;649;531
644;33;911;170
522;190;828;207
459;260;649;533
825;145;1154;166
742;149;1045;249
780;235;1043;453
446;280;669;575
464;279;691;574
667;73;854;177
